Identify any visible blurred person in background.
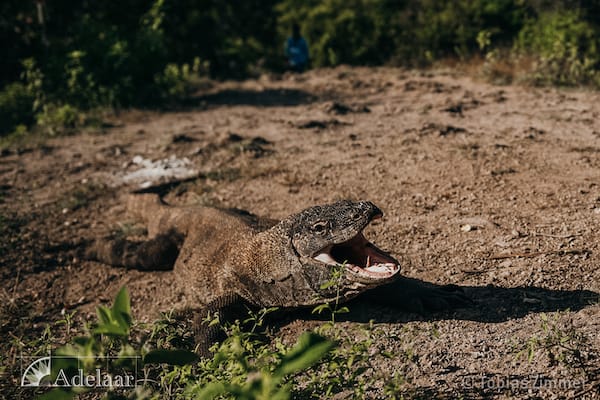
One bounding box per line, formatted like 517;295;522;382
284;23;309;72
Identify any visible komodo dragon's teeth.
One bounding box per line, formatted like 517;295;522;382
364;263;396;273
314;253;337;265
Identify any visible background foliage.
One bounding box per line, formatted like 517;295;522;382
2;0;600;136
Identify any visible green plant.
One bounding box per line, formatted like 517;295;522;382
277;0;390;67
515;10;600;86
35;104;85;136
154;58;207;100
0;82;34;136
188;331;334;400
311;263;349;327
28;285;340;399
38;287;198;400
517;312;598;384
21;58;45;114
179;304;336;399
55;310;78;339
300;263;406;398
58;181;106;211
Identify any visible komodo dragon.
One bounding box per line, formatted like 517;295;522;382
87;195;470;354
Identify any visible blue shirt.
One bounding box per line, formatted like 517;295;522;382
285;37;309;67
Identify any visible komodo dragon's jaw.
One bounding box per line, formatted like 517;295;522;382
287;200;401;302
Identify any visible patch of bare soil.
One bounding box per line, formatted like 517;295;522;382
1;66;600;398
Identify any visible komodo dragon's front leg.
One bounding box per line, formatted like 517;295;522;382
192;293;255;357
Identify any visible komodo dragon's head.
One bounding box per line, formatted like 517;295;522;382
264;200;402;306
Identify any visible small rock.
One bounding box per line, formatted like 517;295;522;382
172;134;196;143
62;208;69;214
511;229;523;238
227;133;244;142
461;224;473;232
326;101;352;115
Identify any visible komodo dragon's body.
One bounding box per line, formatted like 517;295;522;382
88;195;469;354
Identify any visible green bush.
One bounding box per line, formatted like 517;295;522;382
277;0;388;67
154;57;209;100
36;287;335;400
3;0;600;137
0;82;34;136
44;0;171;108
276;0;530;67
515;10;600;86
35;104;86;136
406;0;529;63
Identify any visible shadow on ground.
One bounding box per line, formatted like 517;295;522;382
298;277;599;325
188;88;317;108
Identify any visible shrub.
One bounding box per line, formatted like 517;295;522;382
515;10;600;86
154;58;209;100
0;82;34;136
35;287;335;400
277;0;397;67
35;104;86;136
406;0;529;63
276;0;530;68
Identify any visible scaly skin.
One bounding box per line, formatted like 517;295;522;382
87;194;470;355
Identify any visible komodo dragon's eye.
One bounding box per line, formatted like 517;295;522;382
311;221;329;234
350;211;362;221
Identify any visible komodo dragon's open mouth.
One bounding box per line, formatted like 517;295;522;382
312;215;400;281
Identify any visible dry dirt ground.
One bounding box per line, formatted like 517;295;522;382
1;66;600;399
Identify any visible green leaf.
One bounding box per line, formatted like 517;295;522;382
93;287;132;336
143;349;199;366
192;382;228;399
37;389;75;400
93;322;128;336
311;304;330;315
275;332;335;377
319;280;336;290
335;306;349;314
96;305;112;326
270;384;292;400
111;286;132;328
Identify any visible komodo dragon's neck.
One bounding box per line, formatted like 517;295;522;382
225;220;321;308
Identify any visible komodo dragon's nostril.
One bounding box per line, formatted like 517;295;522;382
361;201;381;218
